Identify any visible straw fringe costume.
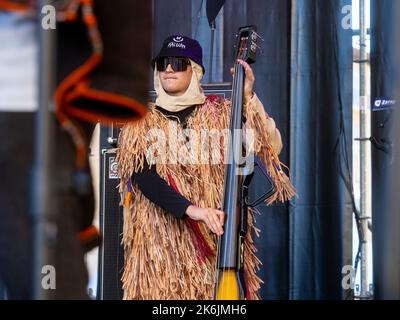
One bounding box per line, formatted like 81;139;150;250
117;92;296;300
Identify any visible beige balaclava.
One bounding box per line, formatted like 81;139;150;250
154;59;206;112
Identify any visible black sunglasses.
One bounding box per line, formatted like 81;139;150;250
156;57;190;72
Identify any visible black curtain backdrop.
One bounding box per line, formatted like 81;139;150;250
288;0;353;299
371;0;400;300
386;2;400;298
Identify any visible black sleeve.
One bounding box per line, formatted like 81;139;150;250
133;163;193;219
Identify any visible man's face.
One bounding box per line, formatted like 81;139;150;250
159;59;193;96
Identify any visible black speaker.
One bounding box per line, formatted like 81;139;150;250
97;124;124;300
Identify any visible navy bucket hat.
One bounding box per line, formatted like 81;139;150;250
152;35;205;74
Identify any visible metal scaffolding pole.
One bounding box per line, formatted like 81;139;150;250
31;0;57;300
359;0;370;299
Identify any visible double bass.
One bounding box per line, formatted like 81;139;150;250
214;25;274;300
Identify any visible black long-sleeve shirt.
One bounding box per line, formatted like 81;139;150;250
133;105;197;219
134;163;193;218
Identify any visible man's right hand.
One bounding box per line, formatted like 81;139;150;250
185;205;225;236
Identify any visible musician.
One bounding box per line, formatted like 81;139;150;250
117;35;296;300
